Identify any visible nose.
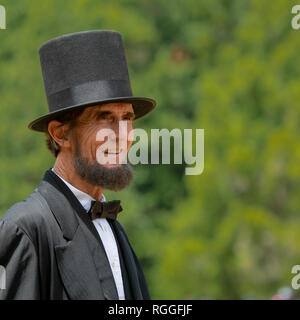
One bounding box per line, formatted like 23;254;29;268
111;119;130;141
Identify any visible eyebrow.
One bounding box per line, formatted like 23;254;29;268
94;110;135;120
123;111;135;120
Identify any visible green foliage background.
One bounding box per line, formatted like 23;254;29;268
1;0;300;299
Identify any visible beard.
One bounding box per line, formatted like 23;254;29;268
72;135;134;191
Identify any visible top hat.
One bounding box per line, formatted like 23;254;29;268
28;30;157;132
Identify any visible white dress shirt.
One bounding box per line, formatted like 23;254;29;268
51;168;125;300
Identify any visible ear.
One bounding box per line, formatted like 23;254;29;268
47;120;72;149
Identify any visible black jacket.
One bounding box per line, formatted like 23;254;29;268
0;169;150;300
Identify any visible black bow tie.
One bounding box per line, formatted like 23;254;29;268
88;200;123;221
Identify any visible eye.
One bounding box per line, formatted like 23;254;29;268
123;114;135;121
95;112;113;122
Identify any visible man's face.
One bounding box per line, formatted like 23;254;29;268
69;102;135;191
74;102;134;165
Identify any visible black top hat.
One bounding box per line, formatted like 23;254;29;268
28;30;157;132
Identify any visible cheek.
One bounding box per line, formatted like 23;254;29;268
127;124;134;150
78;127;99;153
127;140;132;151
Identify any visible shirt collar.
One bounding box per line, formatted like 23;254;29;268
51;168;106;212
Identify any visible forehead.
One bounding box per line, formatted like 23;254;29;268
82;102;134;117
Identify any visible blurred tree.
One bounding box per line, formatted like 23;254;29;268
152;0;300;299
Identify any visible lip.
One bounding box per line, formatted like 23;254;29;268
104;149;123;155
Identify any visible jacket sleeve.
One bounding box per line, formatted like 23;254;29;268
0;219;40;300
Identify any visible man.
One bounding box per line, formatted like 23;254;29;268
0;30;156;299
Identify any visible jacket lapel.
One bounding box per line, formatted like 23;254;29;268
38;179;105;300
76;210;119;300
54;227;105;300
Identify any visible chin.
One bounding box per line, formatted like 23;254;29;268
103;163;123;168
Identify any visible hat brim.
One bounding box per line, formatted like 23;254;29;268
28;96;156;132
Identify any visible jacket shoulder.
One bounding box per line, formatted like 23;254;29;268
1;189;53;242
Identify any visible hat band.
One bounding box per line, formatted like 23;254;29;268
47;79;133;112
